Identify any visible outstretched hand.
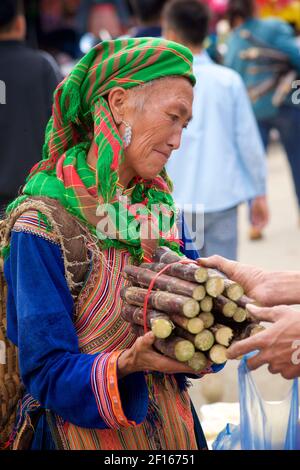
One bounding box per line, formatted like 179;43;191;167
227;304;300;380
198;255;283;307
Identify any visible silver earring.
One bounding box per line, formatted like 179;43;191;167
122;120;132;148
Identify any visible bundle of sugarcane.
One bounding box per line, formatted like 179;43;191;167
120;247;264;372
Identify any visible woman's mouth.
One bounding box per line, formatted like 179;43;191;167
154;149;170;161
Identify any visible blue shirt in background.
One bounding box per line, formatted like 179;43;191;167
167;51;266;214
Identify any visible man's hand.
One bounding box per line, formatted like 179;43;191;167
198;255;272;305
250;195;269;231
198;256;300;306
227;304;300;380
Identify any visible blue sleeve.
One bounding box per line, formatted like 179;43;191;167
5;231;148;429
179;213;201;260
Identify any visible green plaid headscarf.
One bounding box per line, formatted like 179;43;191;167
8;37;195;261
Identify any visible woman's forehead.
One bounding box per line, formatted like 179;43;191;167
154;79;193;113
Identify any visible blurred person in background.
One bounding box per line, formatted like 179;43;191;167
36;1;131;64
202;0;228;64
129;0;168;38
0;0;61;216
225;0;300;230
76;0;130;40
38;0;82;61
163;0;268;261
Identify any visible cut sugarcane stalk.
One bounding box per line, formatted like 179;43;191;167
193;267;209;283
141;261;208;284
121;303;174;338
151;318;174;339
200;296;213;313
205;269;225;297
171;313;204;334
120;286;200;318
174;326;213;352
210;324;234;347
195;330;215;351
224;279;244;302
233;307;247;323
188;352;208;372
234;323;266;341
199;312;215;329
124;265;206;300
152;247;208;283
132;324;195;362
154;336;195;362
205;268;244;300
208;345;227;364
213;295;238;318
152;247;183;264
175;327;215;352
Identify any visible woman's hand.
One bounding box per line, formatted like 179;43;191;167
117;332;206;378
198;256;300;306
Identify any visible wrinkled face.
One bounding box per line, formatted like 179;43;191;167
123;77;193;180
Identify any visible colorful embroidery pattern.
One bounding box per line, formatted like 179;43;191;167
12;210;59;245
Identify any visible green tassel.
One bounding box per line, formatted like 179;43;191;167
62;84;82;124
37;212;52;232
1;245;10;260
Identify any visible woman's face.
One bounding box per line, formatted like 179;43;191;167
122;77;193;181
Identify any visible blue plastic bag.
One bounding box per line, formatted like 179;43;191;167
213;356;299;450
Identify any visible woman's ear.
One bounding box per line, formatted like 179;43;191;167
107;87;128;126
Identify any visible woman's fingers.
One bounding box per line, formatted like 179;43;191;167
144;349;196;374
138;331;156;347
135;333;195;373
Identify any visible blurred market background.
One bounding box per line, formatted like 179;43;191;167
21;0;300;74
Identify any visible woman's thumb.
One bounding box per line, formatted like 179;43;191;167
142;331;156;347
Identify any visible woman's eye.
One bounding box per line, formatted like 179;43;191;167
169;114;179;122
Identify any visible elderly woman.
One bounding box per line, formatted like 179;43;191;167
1;38;219;450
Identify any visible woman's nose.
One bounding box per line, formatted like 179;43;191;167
168;129;183;151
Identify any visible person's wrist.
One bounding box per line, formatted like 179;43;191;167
117;348;135;379
263;271;300;305
278;271;300;304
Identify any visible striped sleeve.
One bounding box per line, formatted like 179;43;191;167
91;352;143;428
12;210;59;245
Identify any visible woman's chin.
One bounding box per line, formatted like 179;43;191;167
138;167;165;180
